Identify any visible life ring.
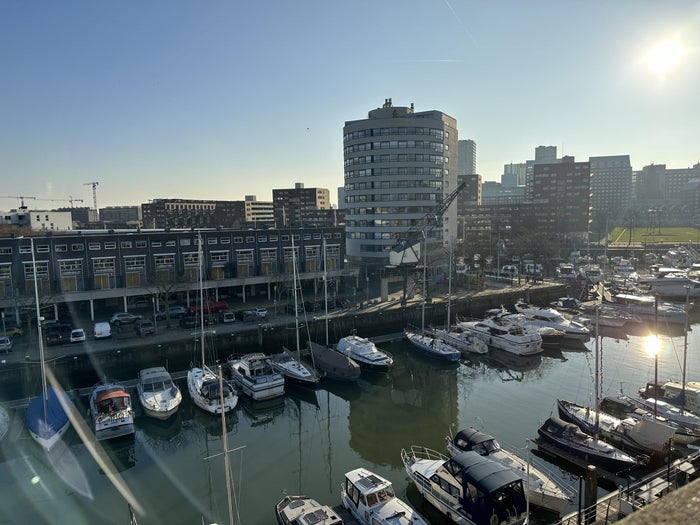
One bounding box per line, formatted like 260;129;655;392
490;513;499;525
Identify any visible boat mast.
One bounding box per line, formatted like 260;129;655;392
421;229;427;332
594;307;600;440
218;365;235;525
30;237;48;402
682;285;690;412
291;236;301;359
323;239;329;347
198;232;205;367
447;239;453;328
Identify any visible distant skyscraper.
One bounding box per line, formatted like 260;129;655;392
503;162;527;186
535;146;557;163
458;139;476;175
343;99;458;267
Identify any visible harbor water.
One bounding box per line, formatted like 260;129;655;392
1;318;699;525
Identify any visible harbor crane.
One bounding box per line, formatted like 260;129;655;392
0;195;37;209
386;182;465;304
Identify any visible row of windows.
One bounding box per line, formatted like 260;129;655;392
345;180;443;191
345;167;445;179
345;193;440;203
343;127;444;141
10;246;343;280
1;233;342;256
344;140;445;155
346;206;441;215
347;218;439;228
344;154;445;167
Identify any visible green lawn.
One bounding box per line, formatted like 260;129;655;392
607;227;700;245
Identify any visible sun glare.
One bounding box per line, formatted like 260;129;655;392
645;40;684;75
644;335;661;358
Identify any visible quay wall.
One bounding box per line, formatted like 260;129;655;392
0;284;566;401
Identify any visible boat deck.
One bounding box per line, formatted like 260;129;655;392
331;505;361;524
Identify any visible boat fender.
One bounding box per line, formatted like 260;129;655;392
490;512;499;525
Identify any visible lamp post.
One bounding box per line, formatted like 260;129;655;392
1;311;6;340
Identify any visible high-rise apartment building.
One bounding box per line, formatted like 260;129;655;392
532;156;591;242
343;99;458;267
589;155;632;219
272;183;330;227
244;195;274;225
458;139;476;175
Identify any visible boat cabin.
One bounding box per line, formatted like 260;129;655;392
343;469;396;511
450;427;502;456
95;389;131;414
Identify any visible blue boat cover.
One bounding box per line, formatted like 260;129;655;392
24;386;69;439
452;450;522;494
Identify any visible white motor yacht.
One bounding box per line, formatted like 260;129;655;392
457;312;542;356
137;366;182;420
514;300;590;341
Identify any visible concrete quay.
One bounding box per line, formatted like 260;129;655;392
0;280;567;402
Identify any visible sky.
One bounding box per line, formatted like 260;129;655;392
1;1;699;209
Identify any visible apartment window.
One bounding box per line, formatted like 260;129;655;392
245;236;255;243
234;237;243;244
71;243;84;251
183;252;200;267
151;241;162;248
37;245;50;253
54;245;67;252
20;245;32;254
93;257;115;274
208;237;217;245
0;247;11;255
136;240;147;248
269;235;278;242
166;240;176;247
180;238;191;246
124;256;146;271
220;237;231;244
88;242;101;250
154;254;175;269
105;242;116;249
258;236;267;243
121;241;132;249
211;251;229;264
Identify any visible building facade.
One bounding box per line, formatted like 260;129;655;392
589;155;632;221
458;139;476;175
272;183;331;227
0;227;351;321
343;99;458;268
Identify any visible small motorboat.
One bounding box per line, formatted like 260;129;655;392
137;366;182;420
89;380;135;440
226;353;286;400
341;467;428;525
336;334;394;372
275;494;344;525
404;329;460;362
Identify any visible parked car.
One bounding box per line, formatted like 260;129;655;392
235;310;259;322
94;322;112;339
70;328;86;343
179;315;197;329
254;307;268;319
219;310;236;323
45;331;63;346
155;305;188;320
127;296;150;308
286;303;304;315
4;324;24;338
110;312;143;326
0;336;13;353
135;319;155;336
188;299;229;315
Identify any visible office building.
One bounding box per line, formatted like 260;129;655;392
343;98;458;268
272;183;331;227
458;139;476;175
589;155;632;220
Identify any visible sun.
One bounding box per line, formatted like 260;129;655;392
645;40;684;75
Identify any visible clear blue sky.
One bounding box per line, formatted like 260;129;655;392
2;1;698;208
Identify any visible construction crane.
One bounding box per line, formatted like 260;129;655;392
38;196;85;208
83;182;99;220
0;195;37;209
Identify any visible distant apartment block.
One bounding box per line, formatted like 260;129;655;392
343;98;458;267
99;206;141;224
244;196;274;226
272;183;331;227
589;155;632;219
0;208;73;230
142;198;247;229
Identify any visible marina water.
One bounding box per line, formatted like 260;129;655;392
1;319;699;525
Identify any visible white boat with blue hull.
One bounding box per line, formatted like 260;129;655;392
446;427;572;514
401;446;528;525
336;334;394;372
226;352;285;401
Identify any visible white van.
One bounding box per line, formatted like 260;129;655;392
94;321;112;339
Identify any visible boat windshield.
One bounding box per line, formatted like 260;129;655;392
474;438;500;455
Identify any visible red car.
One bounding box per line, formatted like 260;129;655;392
188;299;229;315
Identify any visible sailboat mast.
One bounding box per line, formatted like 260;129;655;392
421;230;427;332
30;237;48;401
594;307;600;439
682;286;690;412
447;240;453;328
198;232;205;366
291;237;301;358
323;239;329;347
218;365;235;525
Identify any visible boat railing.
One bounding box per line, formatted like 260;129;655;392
501;442;577;501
